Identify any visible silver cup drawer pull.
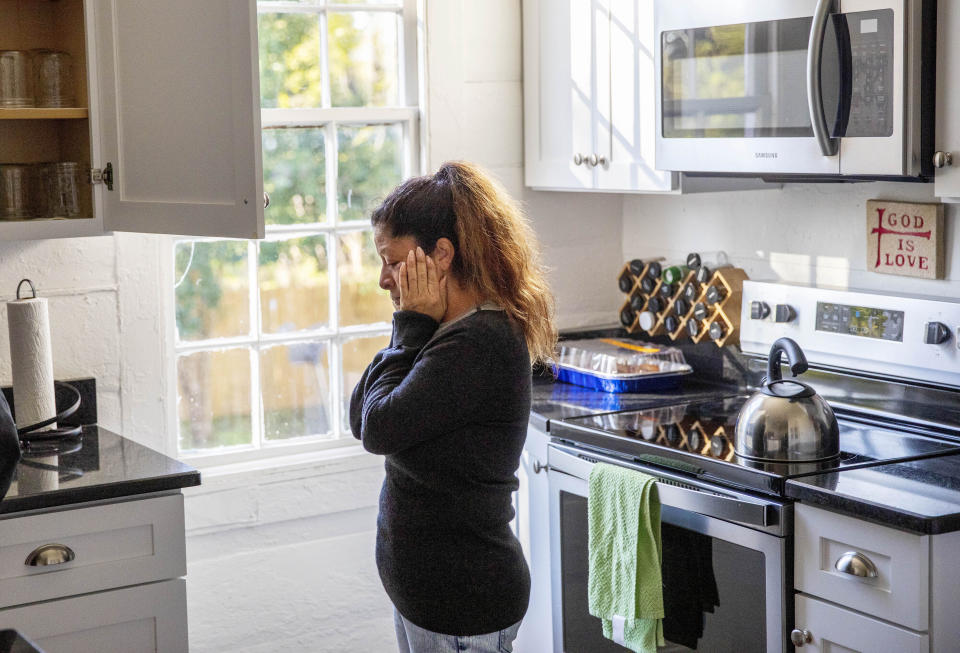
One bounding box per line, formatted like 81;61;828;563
25;543;76;567
834;551;878;578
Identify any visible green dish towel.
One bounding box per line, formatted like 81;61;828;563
588;462;664;652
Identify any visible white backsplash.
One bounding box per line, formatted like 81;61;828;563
623;180;958;297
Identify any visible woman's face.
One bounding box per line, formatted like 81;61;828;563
374;226;420;310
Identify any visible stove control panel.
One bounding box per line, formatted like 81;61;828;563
741;282;960;389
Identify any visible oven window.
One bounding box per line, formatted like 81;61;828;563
560;492;767;652
661;16;841;139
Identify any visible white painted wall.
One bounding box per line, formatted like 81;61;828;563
427;0;624;331
623;182;958;295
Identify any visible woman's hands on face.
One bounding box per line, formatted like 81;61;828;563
399;247;447;322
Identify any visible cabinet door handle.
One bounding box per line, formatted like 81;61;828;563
834;551;878;578
933;151;953;168
263;191;271;209
533;459;549;474
588;153;599;167
790;629;813;647
573;153;584;166
25;543;76;567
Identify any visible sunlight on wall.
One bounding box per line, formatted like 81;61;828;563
768;252;813;285
815;256;851;288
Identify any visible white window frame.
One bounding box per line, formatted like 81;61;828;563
164;0;424;467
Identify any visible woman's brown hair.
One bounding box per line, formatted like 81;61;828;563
370;161;557;365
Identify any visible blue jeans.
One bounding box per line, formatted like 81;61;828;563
393;608;521;653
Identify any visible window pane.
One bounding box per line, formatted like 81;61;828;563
329;12;400;106
261;342;332;440
178;349;253;451
174;241;250;342
262;128;326;226
259;235;330;334
342;334;390;433
337;124;403;222
337;230;395;326
258;13;323;108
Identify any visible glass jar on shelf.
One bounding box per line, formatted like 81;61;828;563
38;161;82;218
0;164;38;219
0;51;33;107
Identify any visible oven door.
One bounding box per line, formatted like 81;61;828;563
655;0;915;176
548;443;790;652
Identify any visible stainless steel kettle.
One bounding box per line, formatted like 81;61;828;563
735;338;839;462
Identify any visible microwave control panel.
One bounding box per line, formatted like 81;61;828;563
842;9;894;137
741;281;960;389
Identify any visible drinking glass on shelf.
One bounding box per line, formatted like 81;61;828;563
0;164;37;219
33;50;73;108
38;162;82;218
0;51;33;108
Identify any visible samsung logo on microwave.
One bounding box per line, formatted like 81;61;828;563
755;152;778;159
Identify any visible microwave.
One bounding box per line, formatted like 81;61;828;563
654;0;936;179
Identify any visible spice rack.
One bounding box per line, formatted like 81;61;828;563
617;257;749;348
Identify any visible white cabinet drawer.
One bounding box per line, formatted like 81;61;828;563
0;578;188;653
795;594;928;653
795;503;929;630
0;493;186;608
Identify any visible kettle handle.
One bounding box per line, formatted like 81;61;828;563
767;337;809;382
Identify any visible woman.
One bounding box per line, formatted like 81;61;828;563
350;161;556;652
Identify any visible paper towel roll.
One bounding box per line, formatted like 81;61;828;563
7;296;56;429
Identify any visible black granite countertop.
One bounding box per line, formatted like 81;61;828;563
786;453;960;535
0;426;200;516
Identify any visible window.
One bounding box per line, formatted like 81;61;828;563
171;0;420;464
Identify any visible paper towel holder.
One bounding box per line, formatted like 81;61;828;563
16;279;36;300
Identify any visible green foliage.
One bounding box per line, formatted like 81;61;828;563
174;241;248;340
337;124;403;221
262;128;326;226
258;13;322;108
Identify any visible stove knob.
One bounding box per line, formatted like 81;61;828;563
924;321;951;345
774;304;796;323
750;301;770;320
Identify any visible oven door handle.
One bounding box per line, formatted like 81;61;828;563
549;446;776;528
807;0;840;156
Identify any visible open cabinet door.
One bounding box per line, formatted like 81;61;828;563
94;0;264;238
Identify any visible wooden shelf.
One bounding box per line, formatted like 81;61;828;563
0;108;88;120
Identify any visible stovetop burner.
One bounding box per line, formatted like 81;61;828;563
553;394;960;495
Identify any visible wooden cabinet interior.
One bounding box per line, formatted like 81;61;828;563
0;0;92;222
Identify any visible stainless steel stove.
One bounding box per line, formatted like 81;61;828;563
553;393;960;497
546;282;960;653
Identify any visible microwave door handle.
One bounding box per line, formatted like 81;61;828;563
808;0;840;156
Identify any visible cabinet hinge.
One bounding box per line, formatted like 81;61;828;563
90;162;114;191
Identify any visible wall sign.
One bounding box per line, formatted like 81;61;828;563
866;200;945;280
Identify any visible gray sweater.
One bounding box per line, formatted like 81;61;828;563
350;308;532;636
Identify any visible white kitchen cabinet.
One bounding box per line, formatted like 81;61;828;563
514;424;554;653
0;0;263;241
0;579;188;653
794;594;928;653
522;0;675;193
934;0;960;201
794;503;960;652
0;491;189;652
